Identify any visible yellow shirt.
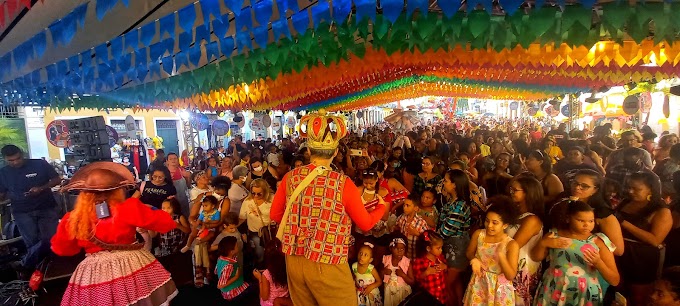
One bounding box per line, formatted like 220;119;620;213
545;146;564;164
479;144;491;157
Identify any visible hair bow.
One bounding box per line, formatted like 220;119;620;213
390;238;406;248
423;231;430;242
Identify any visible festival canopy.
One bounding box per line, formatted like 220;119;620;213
0;0;679;111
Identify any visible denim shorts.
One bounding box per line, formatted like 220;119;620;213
443;233;470;270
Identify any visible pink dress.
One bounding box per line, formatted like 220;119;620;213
382;255;412;306
260;269;289;306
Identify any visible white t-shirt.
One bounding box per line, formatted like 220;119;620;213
190;186;212;201
267;152;280;167
228;184;249;214
239;198;272;233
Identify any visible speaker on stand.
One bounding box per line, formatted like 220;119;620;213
67;116;112;164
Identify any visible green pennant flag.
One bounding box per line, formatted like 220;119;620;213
467;10;491;39
528;7;558;38
561;5;592;31
373;16;390;40
601;3;630;30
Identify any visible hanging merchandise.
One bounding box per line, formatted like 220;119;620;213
234;112;246;128
262;113;271;127
105;125;119;147
663;95;670;118
271;116;282;131
212;119;229;136
285;115;296;129
560;104;571;117
45;120;70;148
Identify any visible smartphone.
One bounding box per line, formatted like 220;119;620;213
350;149;365;157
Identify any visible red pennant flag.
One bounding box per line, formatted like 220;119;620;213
0;3;5;28
6;0;17;19
20;0;30;9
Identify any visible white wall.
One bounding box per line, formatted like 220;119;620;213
21;107;50;159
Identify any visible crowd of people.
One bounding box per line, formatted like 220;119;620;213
3;113;680;306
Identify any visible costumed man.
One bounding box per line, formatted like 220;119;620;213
51;162;178;306
271;110;387;306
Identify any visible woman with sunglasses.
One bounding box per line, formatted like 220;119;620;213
615;172;673;306
520;150;564;207
239;178;274;264
549;169;625;303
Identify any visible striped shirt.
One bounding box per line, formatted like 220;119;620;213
438;199;471;238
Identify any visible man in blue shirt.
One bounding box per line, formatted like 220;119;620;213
0;145;61;274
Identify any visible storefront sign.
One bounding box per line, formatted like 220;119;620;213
46;120;70;148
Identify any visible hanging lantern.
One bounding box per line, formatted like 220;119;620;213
663;95;670;118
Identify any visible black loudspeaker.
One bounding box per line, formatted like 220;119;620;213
67;116;111;162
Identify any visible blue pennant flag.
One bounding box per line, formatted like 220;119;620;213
118;53;132;72
57;60;68;77
150;42;166;61
110;36;123;59
499;0;523;16
292;11;309;36
311;0;331;29
437;0;461;18
354;0;376;22
407;0;428;17
159;14;176;39
96;0;117;20
175;51;189;70
212;14;230;39
149;60;161;78
206;41;220;61
236;32;252;53
188;46;202;66
332;0;351;24
178;5;197;34
31;70;41;86
48;20;64;46
135;49;148;67
253;26;268;48
163;38;175;56
32;32;47;58
124;29;139;51
277;0;299;13
224;0;244;16
220;37;235;57
200;0;221;26
381;0;402;24
68;55;81;72
13;42;34;70
236;7;253;31
81;49;92;70
272;19;290;40
0;54;11;79
580;0;597;8
95;43;109;64
83;67;95;88
114;71;125;88
254;0;273;26
195;25;211;45
126;67;137;81
534;0;545;9
179;30;193;51
161;56;174;75
140;22;157;47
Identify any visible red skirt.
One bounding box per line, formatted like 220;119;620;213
61;249;177;306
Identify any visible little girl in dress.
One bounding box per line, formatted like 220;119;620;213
382;238;414;306
353;242;383;306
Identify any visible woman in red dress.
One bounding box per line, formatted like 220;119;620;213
51;162;178;306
